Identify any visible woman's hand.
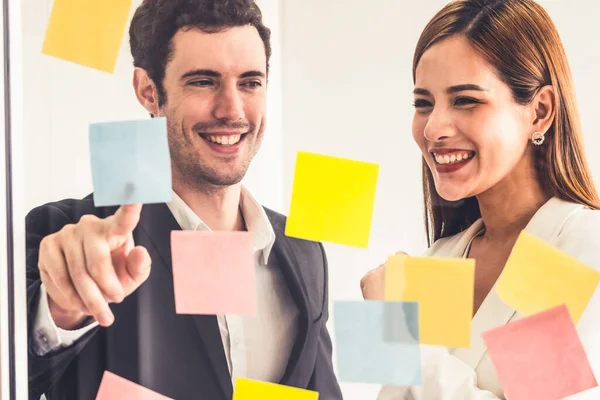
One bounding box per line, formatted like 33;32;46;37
360;251;407;300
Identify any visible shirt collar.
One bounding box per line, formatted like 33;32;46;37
166;186;276;265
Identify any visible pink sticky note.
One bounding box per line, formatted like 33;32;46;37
482;305;598;400
171;231;256;315
95;371;173;400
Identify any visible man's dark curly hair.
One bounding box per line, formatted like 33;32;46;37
129;0;272;106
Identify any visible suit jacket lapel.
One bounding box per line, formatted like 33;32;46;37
452;197;584;369
451;285;516;368
442;219;516;368
268;230;313;387
137;203;232;399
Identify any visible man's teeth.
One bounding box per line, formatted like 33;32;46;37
206;135;242;145
434;152;473;165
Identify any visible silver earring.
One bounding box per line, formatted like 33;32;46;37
531;132;545;146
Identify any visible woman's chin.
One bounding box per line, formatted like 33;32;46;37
435;188;472;203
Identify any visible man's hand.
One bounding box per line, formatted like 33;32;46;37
38;204;151;329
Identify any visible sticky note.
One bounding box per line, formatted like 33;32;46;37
497;230;600;324
482;305;598;400
233;378;319;400
95;371;173;400
334;301;421;385
42;0;132;73
385;255;474;348
171;231;256;315
89;118;172;207
285;151;379;248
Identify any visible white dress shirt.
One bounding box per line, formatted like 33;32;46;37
378;197;600;400
33;187;299;384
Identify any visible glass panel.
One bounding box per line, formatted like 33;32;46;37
19;1;600;400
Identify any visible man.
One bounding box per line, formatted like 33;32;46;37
26;1;342;399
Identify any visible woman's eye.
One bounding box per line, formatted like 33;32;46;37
413;99;432;108
454;97;480;106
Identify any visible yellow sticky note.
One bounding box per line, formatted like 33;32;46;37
385;255;475;348
497;230;600;324
42;0;133;73
233;378;319;400
285;151;379;248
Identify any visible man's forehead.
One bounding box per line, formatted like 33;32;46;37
168;26;267;76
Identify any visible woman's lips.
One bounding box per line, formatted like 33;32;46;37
431;150;476;173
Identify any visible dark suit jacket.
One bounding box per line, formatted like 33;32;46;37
26;194;343;400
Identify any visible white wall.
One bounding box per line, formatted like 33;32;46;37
281;1;600;399
247;0;285;213
22;0;285;213
23;0;144;211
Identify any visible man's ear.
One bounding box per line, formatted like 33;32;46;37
133;67;159;117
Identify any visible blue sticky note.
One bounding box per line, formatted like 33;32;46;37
334;301;421;386
89;118;172;207
382;301;420;343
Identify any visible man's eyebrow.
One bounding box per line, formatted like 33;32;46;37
180;69;266;80
180;69;221;80
239;70;266;79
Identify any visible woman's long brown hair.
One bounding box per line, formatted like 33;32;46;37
415;0;600;246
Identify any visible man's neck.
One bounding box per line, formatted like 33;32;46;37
174;181;245;232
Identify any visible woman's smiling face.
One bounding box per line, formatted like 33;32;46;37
412;35;534;202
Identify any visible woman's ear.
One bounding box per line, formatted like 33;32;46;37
531;85;556;136
133;68;159;117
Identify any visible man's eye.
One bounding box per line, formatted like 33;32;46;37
189;80;213;87
242;81;262;88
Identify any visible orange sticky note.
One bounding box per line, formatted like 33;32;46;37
42;0;132;73
95;371;173;400
285;151;379;248
483;305;598;400
233;378;319;400
497;231;600;324
385;255;475;348
171;231;256;315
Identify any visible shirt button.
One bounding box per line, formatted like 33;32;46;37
39;333;48;344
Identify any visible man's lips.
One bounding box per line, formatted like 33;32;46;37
198;132;248;147
199;130;247;136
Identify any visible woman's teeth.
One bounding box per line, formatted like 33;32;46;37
205;134;242;146
433;152;474;165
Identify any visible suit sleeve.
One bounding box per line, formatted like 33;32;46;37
32;283;99;356
27;204;100;400
307;243;343;400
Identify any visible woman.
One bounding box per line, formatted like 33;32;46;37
360;0;600;398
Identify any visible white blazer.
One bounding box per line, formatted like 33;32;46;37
378;197;600;400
